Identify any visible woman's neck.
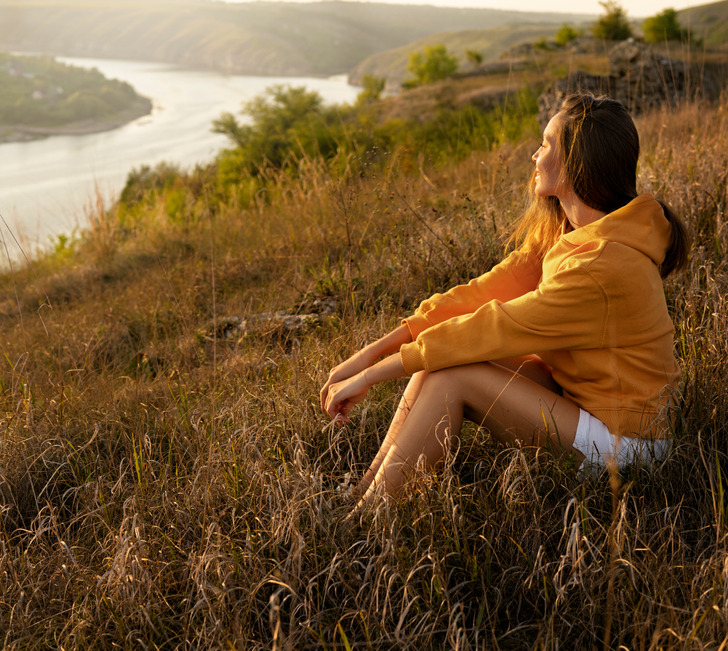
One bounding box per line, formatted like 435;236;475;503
559;191;606;230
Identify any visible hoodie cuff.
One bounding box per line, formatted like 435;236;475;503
400;341;426;375
402;314;430;340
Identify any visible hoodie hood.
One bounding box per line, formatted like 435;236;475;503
561;194;671;266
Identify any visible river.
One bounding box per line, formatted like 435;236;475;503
0;57;359;262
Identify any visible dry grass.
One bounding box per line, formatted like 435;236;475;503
0;98;726;649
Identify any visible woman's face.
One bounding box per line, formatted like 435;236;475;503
532;113;567;199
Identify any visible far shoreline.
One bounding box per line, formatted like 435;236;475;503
0;95;153;145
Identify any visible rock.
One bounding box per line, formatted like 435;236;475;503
537;39;725;126
609;39;649;76
203;299;338;342
567;36;597;55
502;42;536;58
205;312;319;340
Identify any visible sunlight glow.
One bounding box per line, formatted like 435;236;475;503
216;0;701;20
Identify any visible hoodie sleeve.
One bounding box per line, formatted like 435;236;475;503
400;261;609;375
404;248;543;340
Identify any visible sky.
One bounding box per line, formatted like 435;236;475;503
218;0;705;19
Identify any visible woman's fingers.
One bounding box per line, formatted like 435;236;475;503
321;367;345;411
320;380;332;411
320;352;371;411
325;383;346;419
325;375;368;421
320;365;346;411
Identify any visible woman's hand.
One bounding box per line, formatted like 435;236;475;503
322;353;408;424
320;325;413;412
323;370;371;424
320;351;372;412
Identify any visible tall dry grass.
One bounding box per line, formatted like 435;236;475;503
0;98;726;649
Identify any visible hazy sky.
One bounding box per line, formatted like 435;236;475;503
218;0;703;20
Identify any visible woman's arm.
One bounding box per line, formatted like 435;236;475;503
405;248;542;340
322;353;406;423
399;264;609;375
320;324;412;411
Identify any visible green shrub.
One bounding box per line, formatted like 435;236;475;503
643;8;691;43
356;74;386;105
465;49;483;66
120;163;181;208
555;24;581;46
208;80;540;202
591;0;633;40
212;85;345;175
404;44;459;88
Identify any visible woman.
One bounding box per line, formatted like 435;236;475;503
320;93;689;508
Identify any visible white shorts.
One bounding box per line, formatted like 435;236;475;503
572;409;672;471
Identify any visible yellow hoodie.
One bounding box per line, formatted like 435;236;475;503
400;194;680;439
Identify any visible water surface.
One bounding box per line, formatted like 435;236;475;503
0;57;359;261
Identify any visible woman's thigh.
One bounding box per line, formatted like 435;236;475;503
490;355;561;394
431;362;580;452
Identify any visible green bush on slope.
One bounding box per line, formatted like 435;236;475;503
207;82;539;198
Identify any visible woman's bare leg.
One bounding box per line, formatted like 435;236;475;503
354;355;565;500
353;370;428;497
491;354;562;394
356;361;581;507
354;355;559;498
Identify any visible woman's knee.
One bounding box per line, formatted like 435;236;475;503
421;363;501;402
421;365;465;392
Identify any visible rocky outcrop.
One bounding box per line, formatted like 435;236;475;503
538;40;727;125
203;298;338;343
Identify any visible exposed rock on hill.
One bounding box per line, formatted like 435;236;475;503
538;40;727;125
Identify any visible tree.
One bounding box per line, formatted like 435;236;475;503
212;85;338;172
643;8;689;43
465;49;483;66
405;44;459;88
555;24;580;46
356;74;385;105
591;0;633;41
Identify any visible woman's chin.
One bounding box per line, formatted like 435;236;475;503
534;185;558;199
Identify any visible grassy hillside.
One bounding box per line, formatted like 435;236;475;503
0;64;726;646
348;25;601;88
345;0;728;90
679;0;728;47
0;0;592;76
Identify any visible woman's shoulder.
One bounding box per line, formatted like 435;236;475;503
574;239;661;281
545;237;661;298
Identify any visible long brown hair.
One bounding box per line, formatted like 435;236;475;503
511;93;689;278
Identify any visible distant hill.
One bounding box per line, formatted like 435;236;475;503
0;0;593;77
679;0;728;47
348;24;589;88
350;0;728;89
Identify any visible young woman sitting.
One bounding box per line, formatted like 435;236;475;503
320;93;689;509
